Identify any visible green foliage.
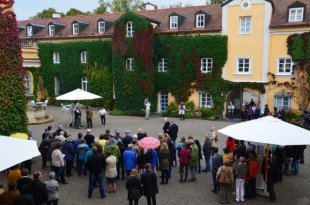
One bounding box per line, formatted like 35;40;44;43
185;101;195;112
105;0;145;12
38;40;113;108
200;107;215;118
0;6;28;135
167;102;178;114
109;109;123;115
285;110;301;122
66;8;89;16
30;8;65;19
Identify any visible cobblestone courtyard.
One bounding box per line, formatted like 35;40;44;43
1;106;310;205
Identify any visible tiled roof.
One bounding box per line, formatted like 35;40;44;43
17;5;222;40
137;5;222;33
18;12;123;39
270;0;310;28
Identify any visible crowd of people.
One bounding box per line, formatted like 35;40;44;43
0;115;306;205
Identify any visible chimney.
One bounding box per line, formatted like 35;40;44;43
145;2;156;10
52;13;61;19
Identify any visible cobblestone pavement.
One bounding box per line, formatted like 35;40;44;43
1;106;310;205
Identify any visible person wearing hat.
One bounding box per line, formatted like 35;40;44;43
84;129;95;148
122;130;133;148
44;172;59;205
123;144;137;177
114;130;123;141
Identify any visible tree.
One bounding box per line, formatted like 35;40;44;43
30;8;64;19
66;8;89;16
94;3;109;14
169;2;193;8
210;0;227;4
98;0;145;12
0;2;28;135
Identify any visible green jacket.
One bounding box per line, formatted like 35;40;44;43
105;144;121;161
190;144;199;167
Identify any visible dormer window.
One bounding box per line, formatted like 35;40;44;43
126;22;133;37
98;21;105;33
170;16;178;29
27;26;33;37
289;7;304;22
73;23;79;34
196;14;205;27
49;25;55;36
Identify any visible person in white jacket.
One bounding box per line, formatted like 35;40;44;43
106;152;117;193
51;143;67;184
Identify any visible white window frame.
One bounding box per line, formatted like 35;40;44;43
53;52;60;64
196;14;205;28
27;26;33;37
170;16;178;29
73;23;79;34
49;25;55;36
82;76;88;91
98;21;105;33
236;57;252;74
158;58;167;72
199;91;213;108
126;58;134;71
277;57;294;75
275;96;291;110
201;58;213;73
240;17;251;34
24;73;31;95
81;51;87;64
126;22;134;37
289;7;304;22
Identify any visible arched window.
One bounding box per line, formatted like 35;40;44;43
24;73;31;95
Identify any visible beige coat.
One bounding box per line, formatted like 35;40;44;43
106;155;117;178
52;149;64;167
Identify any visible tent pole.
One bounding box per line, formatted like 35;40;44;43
264;144;269;193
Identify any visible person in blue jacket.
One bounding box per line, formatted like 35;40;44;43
63;136;76;177
147;149;159;173
123;144;137;178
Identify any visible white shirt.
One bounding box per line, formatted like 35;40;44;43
145;102;151;110
99;108;107;116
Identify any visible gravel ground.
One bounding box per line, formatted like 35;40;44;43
1;106;309;205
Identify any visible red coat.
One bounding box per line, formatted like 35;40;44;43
226;138;236;152
179;148;190;165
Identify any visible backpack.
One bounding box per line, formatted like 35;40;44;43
78;146;87;157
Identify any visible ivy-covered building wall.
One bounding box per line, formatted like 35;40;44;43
35;11;266;115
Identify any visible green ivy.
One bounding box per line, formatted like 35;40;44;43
38;40;113;108
0;6;28;135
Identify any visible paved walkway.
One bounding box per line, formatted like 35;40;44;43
1;106;310;204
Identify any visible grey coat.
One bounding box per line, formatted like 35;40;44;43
212;153;223;174
45;179;59;201
235;163;248;179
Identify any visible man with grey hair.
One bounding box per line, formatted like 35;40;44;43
53;125;67;138
45;172;59;205
203;134;212;172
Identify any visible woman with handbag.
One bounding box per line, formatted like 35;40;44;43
216;160;234;204
126;169;142;205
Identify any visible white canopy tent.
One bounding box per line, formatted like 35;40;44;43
0;136;40;172
56;88;102;101
218;116;310;146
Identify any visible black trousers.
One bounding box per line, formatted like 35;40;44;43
66;160;73;176
212;173;219;192
267;180;276;201
87;118;92;128
146;195;156;205
129;198;139;205
100;115;106;125
47;199;58;205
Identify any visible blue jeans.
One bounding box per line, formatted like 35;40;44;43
88;172;105;198
77;159;87;175
291;160;299;175
204;154;211;171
